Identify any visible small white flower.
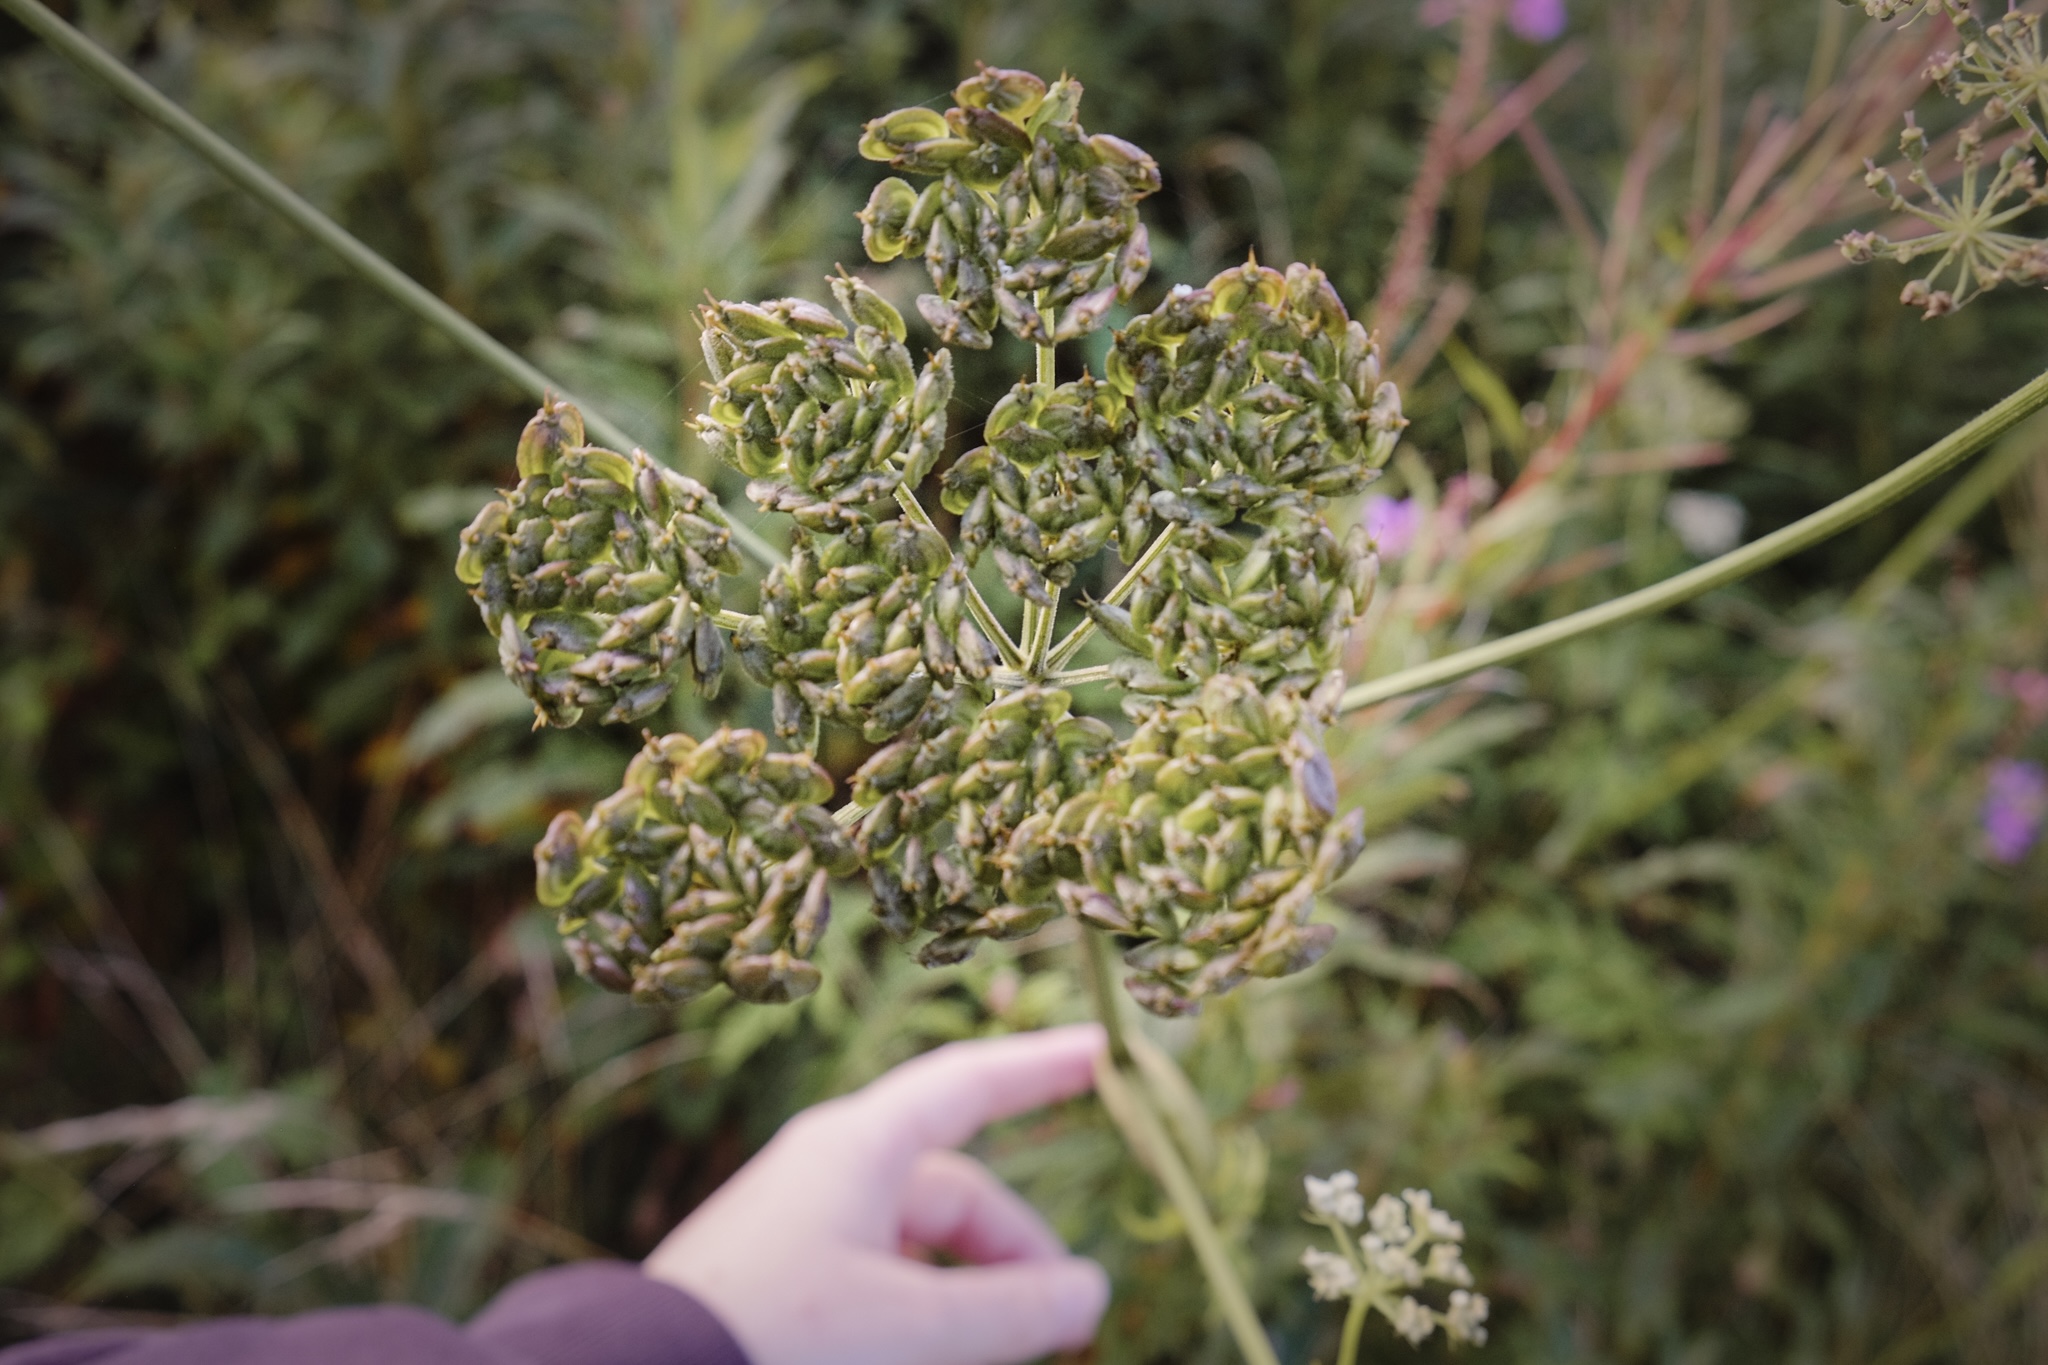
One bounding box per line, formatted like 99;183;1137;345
1445;1290;1490;1345
1389;1295;1436;1344
1301;1247;1360;1301
1403;1186;1465;1242
1368;1192;1411;1241
1303;1170;1365;1226
1425;1240;1474;1287
1363;1234;1424;1286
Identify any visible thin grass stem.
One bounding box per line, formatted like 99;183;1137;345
0;0;783;570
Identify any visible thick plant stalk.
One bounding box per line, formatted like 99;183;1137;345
0;0;781;571
1340;356;2048;714
1079;932;1280;1365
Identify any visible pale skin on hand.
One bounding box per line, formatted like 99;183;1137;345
644;1024;1113;1365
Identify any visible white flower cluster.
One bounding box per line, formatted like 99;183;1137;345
1301;1246;1360;1301
1299;1172;1491;1350
1304;1169;1365;1226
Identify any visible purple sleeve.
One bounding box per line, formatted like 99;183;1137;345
0;1263;747;1365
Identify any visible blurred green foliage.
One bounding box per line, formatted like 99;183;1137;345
1;1;2044;1363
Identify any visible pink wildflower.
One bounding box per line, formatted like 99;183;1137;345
1509;0;1567;41
1992;667;2048;730
1420;0;1566;39
1982;759;2047;865
1363;496;1420;559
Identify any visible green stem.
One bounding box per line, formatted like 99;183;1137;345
1542;404;2048;869
1336;1287;1372;1365
1092;1061;1279;1365
0;0;785;571
1035;293;1057;386
1079;927;1132;1066
893;487;1024;669
1338;356;2048;714
1017;315;1058;681
712;609;760;633
1048;664;1116;689
1044;623;1097;675
1020;601;1048;678
1045;523;1178;672
1031;586;1061;674
1079;933;1278;1365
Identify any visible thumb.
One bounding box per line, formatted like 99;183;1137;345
884;1255;1110;1365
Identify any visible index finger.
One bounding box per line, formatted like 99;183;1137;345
848;1024;1105;1159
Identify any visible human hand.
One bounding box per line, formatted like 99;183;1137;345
644;1024;1111;1365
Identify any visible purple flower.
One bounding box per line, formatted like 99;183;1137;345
1363;495;1420;559
1982;759;2047;865
1509;0;1567;41
1420;0;1566;39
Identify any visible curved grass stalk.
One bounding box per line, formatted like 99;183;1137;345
1339;356;2048;714
1538;407;2048;870
0;0;783;571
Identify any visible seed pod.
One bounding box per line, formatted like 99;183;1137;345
859;107;952;161
956;65;1049;121
790;869;833;955
913;350;955;423
917;293;994;350
516;397;587;479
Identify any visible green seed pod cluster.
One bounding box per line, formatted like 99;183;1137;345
460;67;1407;1016
853;685;1116;968
940;373;1136;606
693;275;954;530
1094;258;1404;690
535;727;857;1006
457;398;743;726
1056;672;1365;1015
857;65;1158;348
738;520;992;751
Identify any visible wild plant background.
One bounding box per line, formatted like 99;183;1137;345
1;1;2045;1363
